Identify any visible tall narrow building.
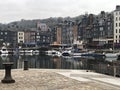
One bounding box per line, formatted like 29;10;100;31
114;5;120;43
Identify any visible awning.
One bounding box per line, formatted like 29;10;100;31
24;42;36;45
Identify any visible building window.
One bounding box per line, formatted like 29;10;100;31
20;41;23;43
108;22;110;25
36;36;40;38
119;23;120;27
1;32;3;35
116;29;117;33
32;33;35;35
116;17;118;21
116;23;118;27
43;36;45;39
119;29;120;33
5;32;7;35
19;37;23;39
116;12;118;15
43;39;45;42
37;33;39;35
116;35;117;38
119;17;120;20
37;39;39;41
100;27;103;31
19;33;23;35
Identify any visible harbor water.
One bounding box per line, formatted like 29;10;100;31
0;54;120;77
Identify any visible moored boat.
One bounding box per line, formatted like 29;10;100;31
24;50;33;53
32;50;39;55
62;50;72;56
0;46;9;54
105;53;119;58
45;50;61;57
82;53;105;57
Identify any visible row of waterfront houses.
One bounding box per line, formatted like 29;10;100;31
0;5;120;49
0;22;53;48
55;5;120;49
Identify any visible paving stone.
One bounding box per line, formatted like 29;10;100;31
0;69;119;90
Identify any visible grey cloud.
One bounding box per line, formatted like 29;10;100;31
0;0;119;23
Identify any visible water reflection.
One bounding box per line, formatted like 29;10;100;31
0;55;110;70
105;57;118;62
0;55;120;76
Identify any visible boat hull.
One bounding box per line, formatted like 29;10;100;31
105;53;118;58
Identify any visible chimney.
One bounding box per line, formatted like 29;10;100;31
116;5;120;10
101;11;105;15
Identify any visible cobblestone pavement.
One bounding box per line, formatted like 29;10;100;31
0;69;119;90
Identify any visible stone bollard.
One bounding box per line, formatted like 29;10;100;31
1;62;15;83
24;60;28;70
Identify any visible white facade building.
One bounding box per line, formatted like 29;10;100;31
18;31;24;43
114;5;120;43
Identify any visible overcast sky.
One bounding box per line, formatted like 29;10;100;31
0;0;119;23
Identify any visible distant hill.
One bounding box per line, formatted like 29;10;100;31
0;15;84;31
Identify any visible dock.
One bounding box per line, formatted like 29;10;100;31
0;69;120;90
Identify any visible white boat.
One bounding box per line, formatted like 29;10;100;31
72;52;83;56
45;50;61;57
62;49;94;57
33;50;39;53
32;50;39;55
62;50;72;56
25;50;33;53
0;46;9;54
105;53;119;58
19;50;25;53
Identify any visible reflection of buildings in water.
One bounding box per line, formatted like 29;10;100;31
0;54;9;62
0;54;9;69
105;57;117;62
17;55;24;69
28;55;38;68
79;57;97;70
80;56;95;60
38;55;55;69
82;57;115;74
62;57;84;69
52;56;61;69
17;55;38;69
0;55;18;69
72;60;83;69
